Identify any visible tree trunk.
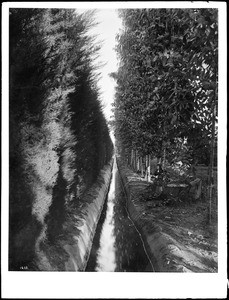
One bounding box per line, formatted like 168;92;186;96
128;150;131;166
208;105;216;223
134;150;137;172
140;157;144;177
145;154;151;182
145;155;148;180
133;149;135;171
137;154;140;172
147;154;151;182
131;149;134;169
162;142;166;170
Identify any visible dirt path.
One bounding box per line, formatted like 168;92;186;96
118;161;218;272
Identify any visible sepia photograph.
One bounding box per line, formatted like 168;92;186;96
2;1;227;299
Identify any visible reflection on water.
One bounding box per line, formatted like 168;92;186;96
95;167;116;272
85;158;153;272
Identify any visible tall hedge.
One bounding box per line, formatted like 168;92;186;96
113;8;217;166
9;8;113;270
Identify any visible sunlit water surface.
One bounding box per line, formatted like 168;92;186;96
85;158;153;272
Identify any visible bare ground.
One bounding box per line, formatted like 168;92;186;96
118;163;218;272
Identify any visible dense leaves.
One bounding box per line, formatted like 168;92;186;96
113;8;218;166
9;8;113;270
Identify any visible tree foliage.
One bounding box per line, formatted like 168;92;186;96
113;8;218;165
9;8;113;270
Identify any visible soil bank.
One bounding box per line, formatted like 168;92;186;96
116;159;218;273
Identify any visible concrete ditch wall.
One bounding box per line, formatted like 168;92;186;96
64;159;114;271
37;159;113;271
116;159;183;272
116;160;158;271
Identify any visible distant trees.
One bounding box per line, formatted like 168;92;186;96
113;8;217;170
9;8;113;270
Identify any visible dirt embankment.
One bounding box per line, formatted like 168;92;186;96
117;160;218;273
35;160;113;271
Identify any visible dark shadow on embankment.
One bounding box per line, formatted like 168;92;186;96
85;193;109;271
45;152;67;243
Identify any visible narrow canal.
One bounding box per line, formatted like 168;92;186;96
85;158;154;272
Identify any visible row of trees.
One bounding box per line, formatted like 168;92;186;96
9;8;113;270
112;8;217;177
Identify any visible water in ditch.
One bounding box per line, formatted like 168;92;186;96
85;158;154;272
